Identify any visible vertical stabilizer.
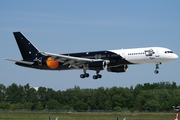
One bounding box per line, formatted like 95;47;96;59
13;32;40;60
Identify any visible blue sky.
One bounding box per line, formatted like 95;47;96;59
1;0;180;90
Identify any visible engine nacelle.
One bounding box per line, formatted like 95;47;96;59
88;60;109;70
36;56;59;69
107;65;128;73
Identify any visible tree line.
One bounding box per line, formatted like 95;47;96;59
0;81;180;111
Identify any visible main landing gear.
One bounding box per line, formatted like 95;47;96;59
80;69;89;78
80;70;102;79
80;73;89;78
92;71;102;80
154;62;161;74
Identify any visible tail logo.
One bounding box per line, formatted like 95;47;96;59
46;57;59;69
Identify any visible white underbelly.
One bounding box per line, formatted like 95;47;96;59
126;56;161;64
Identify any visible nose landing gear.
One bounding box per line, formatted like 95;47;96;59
154;69;159;74
154;62;161;74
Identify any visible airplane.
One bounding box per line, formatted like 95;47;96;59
5;32;178;79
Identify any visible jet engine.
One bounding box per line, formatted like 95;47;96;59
107;65;128;73
88;60;109;70
36;56;59;69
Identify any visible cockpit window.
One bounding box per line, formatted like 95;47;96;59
165;51;173;54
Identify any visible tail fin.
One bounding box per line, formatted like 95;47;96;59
13;32;40;60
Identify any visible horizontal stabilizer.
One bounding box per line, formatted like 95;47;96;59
4;58;34;65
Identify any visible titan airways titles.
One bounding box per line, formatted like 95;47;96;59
5;32;178;79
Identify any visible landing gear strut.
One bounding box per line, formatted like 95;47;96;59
93;70;102;80
154;62;161;74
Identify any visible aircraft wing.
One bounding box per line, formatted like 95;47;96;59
40;52;103;68
4;58;34;65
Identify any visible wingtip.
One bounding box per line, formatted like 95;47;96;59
4;58;10;61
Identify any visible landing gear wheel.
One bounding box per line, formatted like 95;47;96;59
80;73;89;78
93;74;102;79
80;74;85;78
154;70;159;74
93;75;98;80
154;63;161;74
97;74;102;78
92;70;102;79
84;73;89;78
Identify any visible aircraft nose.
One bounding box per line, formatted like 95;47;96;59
173;54;178;60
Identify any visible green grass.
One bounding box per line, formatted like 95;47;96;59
0;112;176;120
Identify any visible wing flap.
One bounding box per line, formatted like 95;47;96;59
40;52;94;62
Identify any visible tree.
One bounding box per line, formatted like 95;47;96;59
112;95;122;108
0;84;6;102
0;102;9;109
114;106;122;111
0;81;180;111
104;100;112;110
144;100;160;111
134;90;156;111
74;101;88;111
63;105;73;110
37;87;48;108
23;102;33;109
6;83;23;104
35;104;43;110
94;87;107;109
46;99;62;109
23;84;38;103
10;103;23;110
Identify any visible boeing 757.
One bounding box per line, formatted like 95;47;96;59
5;32;178;79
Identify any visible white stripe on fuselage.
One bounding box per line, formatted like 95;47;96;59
109;47;178;64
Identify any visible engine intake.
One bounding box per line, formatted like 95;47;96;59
107;65;128;73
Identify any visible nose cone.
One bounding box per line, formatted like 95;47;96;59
173;54;178;60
